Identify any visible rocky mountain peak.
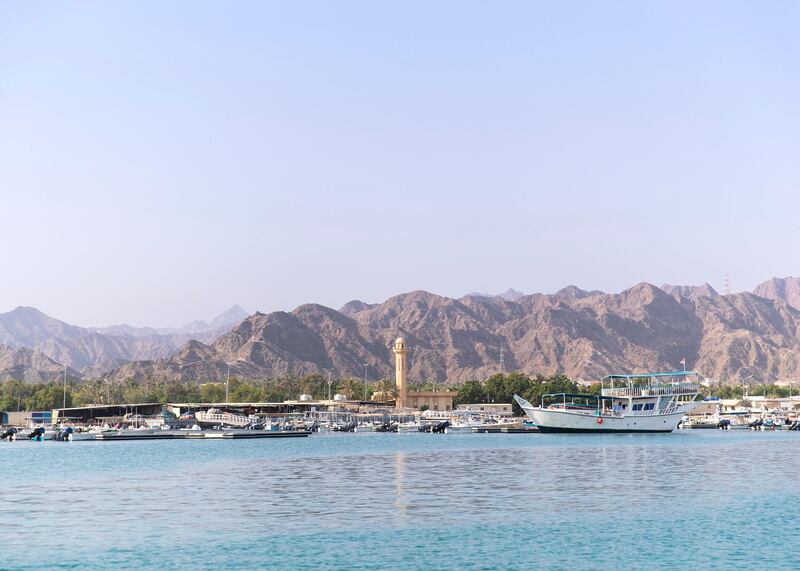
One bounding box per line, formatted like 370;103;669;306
6;277;800;385
753;277;800;311
661;283;719;299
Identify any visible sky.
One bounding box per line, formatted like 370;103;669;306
1;1;799;327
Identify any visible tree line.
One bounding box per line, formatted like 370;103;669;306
2;371;790;413
453;373;598;415
0;372;589;413
699;383;798;399
0;374;397;412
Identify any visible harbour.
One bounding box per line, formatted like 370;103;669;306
4;2;797;568
3;429;800;569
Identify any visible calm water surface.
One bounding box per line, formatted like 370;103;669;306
2;430;800;570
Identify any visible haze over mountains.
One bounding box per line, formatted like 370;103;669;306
4;278;800;385
110;277;800;386
0;305;248;380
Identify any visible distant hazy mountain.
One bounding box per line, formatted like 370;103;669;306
0;305;247;379
551;286;605;301
0;344;83;383
109;280;800;385
661;283;719;299
753;277;800;311
339;300;377;317
465;288;526;301
94;305;249;337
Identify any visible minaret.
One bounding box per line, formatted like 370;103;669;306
393;337;408;409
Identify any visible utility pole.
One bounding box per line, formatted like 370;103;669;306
62;363;67;409
500;348;505;374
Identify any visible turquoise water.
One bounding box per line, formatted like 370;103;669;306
2;430;800;570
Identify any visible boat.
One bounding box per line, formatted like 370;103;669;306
330;421;357;432
514;371;702;433
419;420;450;433
418;410;522;433
194;409;252;428
374;421;399;433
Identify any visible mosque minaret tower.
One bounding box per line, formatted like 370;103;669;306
393;337;408;409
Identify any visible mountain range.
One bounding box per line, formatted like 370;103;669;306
0;305;248;380
107;277;800;385
4;278;800;385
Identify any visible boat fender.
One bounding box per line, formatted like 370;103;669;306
597;417;603;424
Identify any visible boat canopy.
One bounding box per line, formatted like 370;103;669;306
542;392;614;401
602;371;696;381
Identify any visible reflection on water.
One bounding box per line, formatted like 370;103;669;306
394;452;408;520
2;431;800;569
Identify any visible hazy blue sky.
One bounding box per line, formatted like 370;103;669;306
1;1;798;327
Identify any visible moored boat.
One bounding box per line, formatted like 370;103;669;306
514;371;702;433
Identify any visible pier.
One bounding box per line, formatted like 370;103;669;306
94;429;311;441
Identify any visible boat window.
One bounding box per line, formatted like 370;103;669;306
644;403;655;411
632;404;643;411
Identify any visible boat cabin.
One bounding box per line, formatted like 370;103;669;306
541;371;701;417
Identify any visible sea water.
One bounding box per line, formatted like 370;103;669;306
2;430;800;570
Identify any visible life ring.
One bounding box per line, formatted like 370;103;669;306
597;417;604;424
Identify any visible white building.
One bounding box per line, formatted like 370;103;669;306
456;403;513;417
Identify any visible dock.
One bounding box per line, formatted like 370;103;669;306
94;430;311;441
471;427;539;434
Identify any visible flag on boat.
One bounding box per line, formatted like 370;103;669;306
680;357;686;370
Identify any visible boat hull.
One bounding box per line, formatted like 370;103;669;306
520;403;698;433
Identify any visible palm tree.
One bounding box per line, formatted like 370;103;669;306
339;378;364;400
370;378;397;402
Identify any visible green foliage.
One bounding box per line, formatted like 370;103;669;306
521;374;580;411
199;383;226;403
454;380;486;405
339;377;367;400
0;380;72;411
701;382;796;399
451;372;595;415
23;373;796;417
300;374;329;399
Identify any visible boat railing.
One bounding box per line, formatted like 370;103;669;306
548;403;597;412
602;384;700;398
195;412;250;426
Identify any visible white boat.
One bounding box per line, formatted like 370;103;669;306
194;409;251;428
514;371;702;433
418;410;521;432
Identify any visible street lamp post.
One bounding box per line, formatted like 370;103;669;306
742;375;754;400
226;362;232;404
180;360;234;404
363;363;369;401
62;364;67;409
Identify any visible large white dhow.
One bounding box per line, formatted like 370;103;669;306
514;371;701;433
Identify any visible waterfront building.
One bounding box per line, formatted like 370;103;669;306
456;403;513;417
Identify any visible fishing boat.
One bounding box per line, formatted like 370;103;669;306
514;371;702;433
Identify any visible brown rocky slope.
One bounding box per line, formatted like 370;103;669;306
108;283;800;385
